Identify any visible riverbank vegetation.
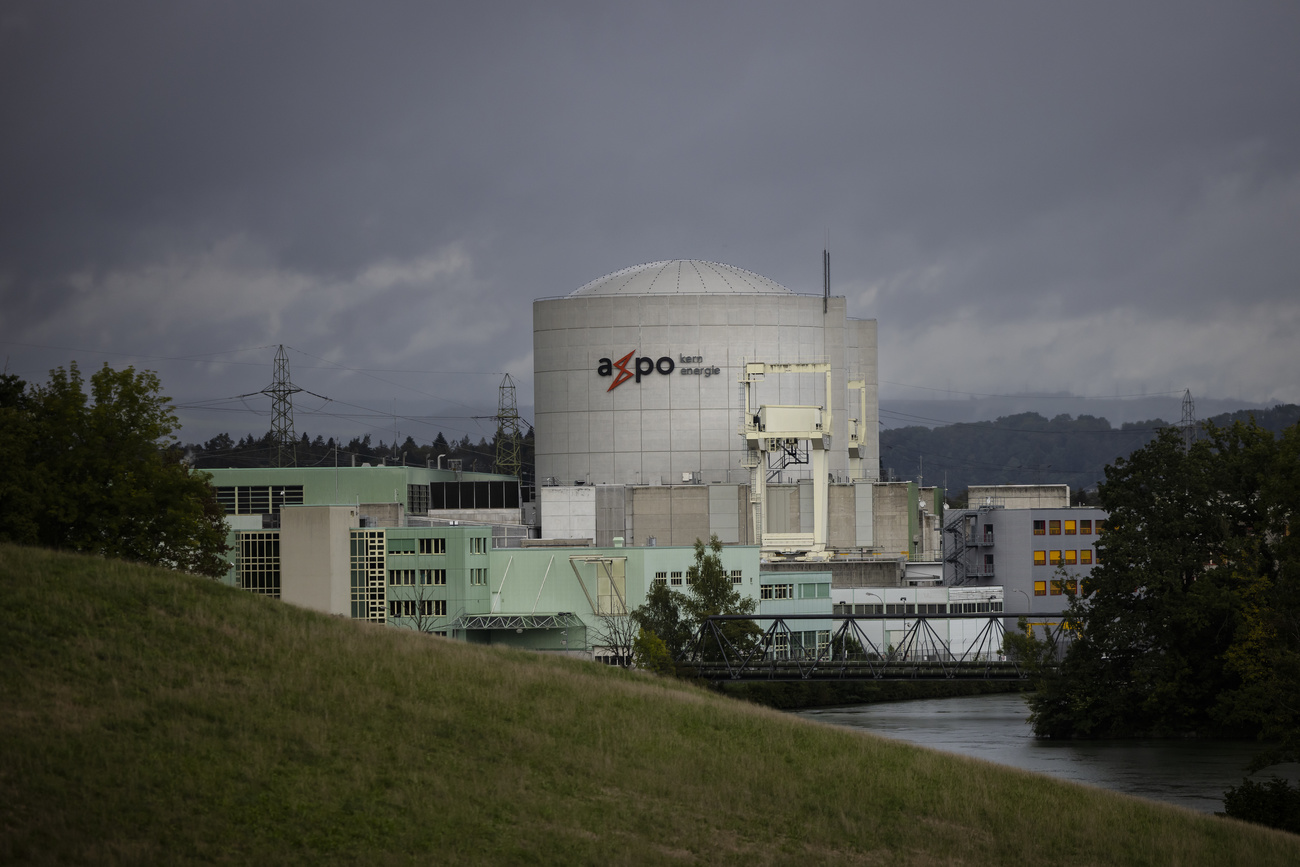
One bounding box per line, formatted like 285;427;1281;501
4;544;1299;864
1012;420;1300;831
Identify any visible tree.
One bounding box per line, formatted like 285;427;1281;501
680;535;761;658
0;362;229;577
1026;421;1300;753
631;536;760;664
631;580;691;661
632;627;675;676
589;609;640;668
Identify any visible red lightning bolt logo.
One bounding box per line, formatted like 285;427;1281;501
607;349;635;391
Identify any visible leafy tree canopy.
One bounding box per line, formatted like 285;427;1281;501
0;363;228;577
1024;421;1300;769
632;535;759;662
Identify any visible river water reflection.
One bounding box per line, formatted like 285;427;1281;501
798;693;1300;813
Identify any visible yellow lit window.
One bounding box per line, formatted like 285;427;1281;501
1065;520;1076;535
1034;581;1047;597
1066;579;1078;595
1064;550;1077;565
1033;551;1047;566
1050;580;1063;596
1049;520;1061;535
1049;550;1062;565
1080;520;1092;535
1080;550;1092;565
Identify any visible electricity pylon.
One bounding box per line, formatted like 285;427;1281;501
263;345;303;467
1180;388;1196;451
494;373;523;478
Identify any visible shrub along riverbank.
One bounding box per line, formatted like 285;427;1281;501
2;543;1297;865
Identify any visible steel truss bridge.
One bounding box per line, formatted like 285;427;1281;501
687;612;1068;682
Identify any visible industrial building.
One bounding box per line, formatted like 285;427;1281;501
943;485;1106;622
204;260;1099;661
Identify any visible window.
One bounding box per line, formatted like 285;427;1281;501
216;485;304;515
350;529;387;622
1064;520;1077;535
730;570;743;585
388;569;415;586
1049;550;1062;565
238;531;281;598
419;600;433;616
983;554;995;575
408;484;430;515
670;571;683;586
653;571;667;586
388;538;416;555
1080;549;1093;565
470;537;488;554
418;569;444;585
799;582;830;599
1033;551;1047;566
1034;581;1047;597
470;568;488;586
1049;520;1061;536
389;600;402;617
760;583;794;600
421;537;446;555
1050;580;1063;596
1064;550;1077;565
1033;520;1046;536
1080;520;1092;535
434;600;447;616
1065;579;1078;595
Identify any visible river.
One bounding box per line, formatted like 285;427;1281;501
797;692;1300;813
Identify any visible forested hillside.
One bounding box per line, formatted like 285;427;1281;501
879;404;1300;498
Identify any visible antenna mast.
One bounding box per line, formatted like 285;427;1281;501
823;248;830;314
262;345;303;467
494;373;523;479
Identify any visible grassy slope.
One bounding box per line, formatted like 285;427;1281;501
2;544;1296;866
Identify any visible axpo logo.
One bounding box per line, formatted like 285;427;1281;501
597;351;675;391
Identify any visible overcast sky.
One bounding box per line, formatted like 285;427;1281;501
2;2;1297;446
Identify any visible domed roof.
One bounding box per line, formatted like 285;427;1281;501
569;260;793;297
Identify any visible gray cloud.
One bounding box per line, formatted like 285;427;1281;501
3;1;1298;443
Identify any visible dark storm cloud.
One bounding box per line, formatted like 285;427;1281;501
2;1;1298;442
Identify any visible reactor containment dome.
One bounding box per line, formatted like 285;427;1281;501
533;259;879;488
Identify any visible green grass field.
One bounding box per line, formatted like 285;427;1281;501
2;543;1297;865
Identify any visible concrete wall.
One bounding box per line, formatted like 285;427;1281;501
279;505;358;616
540;486;596;542
968;485;1070;509
873;482;916;558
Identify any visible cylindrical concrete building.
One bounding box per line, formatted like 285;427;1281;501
533;260;878;487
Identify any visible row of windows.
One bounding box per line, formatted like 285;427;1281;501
1034;579;1079;596
653;571;685;586
388;599;448;617
470;537;489;554
470;568;488;586
1033;519;1097;536
761;583;794;600
830;602;1004;615
389;537;449;555
388;569;447;586
1033;550;1094;566
217;485;303;515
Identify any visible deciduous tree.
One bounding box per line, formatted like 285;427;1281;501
0;362;228;577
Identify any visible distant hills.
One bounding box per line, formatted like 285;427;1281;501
878;404;1300;497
